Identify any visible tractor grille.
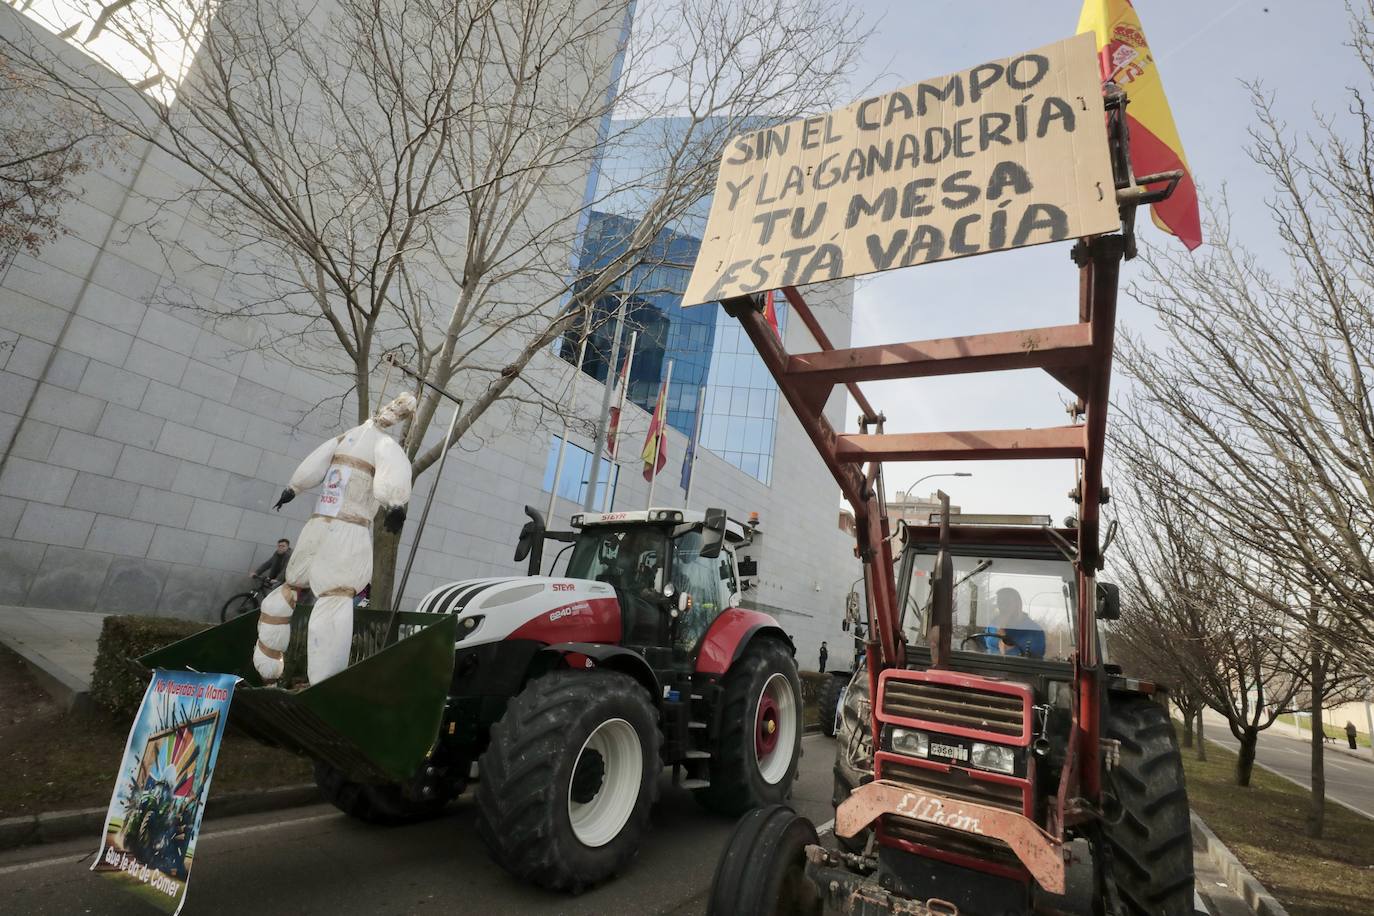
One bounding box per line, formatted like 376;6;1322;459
881;679;1025;739
881;759;1024;813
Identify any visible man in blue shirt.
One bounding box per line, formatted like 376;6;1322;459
981;588;1046;659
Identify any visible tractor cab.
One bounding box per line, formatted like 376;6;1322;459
517;506;752;659
897;515;1080;666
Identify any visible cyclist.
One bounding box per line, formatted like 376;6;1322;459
249;538;292;586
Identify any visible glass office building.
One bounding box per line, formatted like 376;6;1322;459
560;121;787;485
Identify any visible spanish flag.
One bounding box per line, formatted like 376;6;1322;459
641;371;669;481
1078;0;1201;250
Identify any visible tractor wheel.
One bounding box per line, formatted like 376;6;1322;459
1102;696;1194;915
831;764;871;854
313;762;453;825
476;669;660;892
707;804;822;916
818;673;847;738
695;638;802;816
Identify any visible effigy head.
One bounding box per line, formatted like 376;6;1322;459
374;391;417;428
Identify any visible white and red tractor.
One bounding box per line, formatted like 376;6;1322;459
311;505;804;892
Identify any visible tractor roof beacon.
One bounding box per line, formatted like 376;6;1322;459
704;88;1195;916
145;502;804;893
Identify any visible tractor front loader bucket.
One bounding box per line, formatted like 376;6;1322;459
141;608;456;785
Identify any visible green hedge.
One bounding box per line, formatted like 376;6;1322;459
90;615;210;718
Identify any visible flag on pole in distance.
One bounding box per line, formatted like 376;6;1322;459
763;290;781;339
1078;0;1202;250
605;349;631;458
680;388;704;492
641;375;669;481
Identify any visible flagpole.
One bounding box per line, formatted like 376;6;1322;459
546;339;587;522
646;359;673;509
583;293;627;511
603;330;637;512
683;385;706;507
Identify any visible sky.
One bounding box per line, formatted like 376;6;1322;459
828;0;1365;523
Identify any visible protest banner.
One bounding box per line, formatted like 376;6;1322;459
683;32;1119;306
93;670;238;915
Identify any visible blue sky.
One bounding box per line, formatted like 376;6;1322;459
833;1;1362;520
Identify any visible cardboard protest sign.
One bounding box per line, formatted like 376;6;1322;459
683;32;1118;306
93;670;238;915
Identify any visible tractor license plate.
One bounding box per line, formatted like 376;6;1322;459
929;741;968;762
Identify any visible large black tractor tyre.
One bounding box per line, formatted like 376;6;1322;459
313;762;453;825
707;804;822;916
476;669;661;893
818;672;847;738
831;763;871;855
1102;696;1195;915
695;638;803;816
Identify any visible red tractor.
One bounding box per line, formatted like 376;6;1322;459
703;85;1193;914
315;506;804;892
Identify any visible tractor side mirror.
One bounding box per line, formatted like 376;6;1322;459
700;507;728;559
514;505;546;576
1096;582;1121;621
737;557;758;578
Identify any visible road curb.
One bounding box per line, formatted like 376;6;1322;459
1191;812;1289;916
0;784;321;852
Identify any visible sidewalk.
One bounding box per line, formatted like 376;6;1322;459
0;605;106;709
1200;708;1374;765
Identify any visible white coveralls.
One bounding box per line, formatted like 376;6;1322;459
252;392;415;685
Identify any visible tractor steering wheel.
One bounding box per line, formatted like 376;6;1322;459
960;631;1010;653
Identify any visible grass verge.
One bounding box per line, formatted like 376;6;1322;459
0;644;312;819
1182;736;1374;916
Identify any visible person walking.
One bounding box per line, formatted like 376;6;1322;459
1347;721;1359;750
819;641;829;673
250;538;291;585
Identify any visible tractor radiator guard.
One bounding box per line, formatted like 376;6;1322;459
140;608;456;785
835;779;1067;895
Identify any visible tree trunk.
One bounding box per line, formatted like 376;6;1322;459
1307;648;1327;838
1236;726;1258;786
1179;704;1194;748
1196;709;1207;761
371;518;403;612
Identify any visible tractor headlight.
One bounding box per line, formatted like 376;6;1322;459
663;583;676;598
970;742;1016;775
890;728;929;758
456;615;484;642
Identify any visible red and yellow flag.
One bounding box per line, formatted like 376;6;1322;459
1078;0;1201;250
640;375;669;481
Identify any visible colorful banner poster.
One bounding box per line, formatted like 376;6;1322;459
92;669;239;915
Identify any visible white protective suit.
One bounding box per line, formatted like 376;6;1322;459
252;392;415;685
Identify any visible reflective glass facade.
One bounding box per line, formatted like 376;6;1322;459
562;120;786;484
541;435;619;507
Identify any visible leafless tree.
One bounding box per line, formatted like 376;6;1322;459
0;49;115;271
1107;455;1309;788
1107;3;1374;834
3;0;869;601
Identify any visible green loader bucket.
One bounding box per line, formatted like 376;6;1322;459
141;608;456;785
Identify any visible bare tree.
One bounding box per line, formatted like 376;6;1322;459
3;0;869;602
1113;6;1374;657
1107;447;1308;788
0;50;115;271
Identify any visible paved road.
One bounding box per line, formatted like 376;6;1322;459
0;734;1238;914
1203;720;1374;819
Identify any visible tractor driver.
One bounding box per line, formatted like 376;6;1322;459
980;588;1046;659
609;529;664;643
